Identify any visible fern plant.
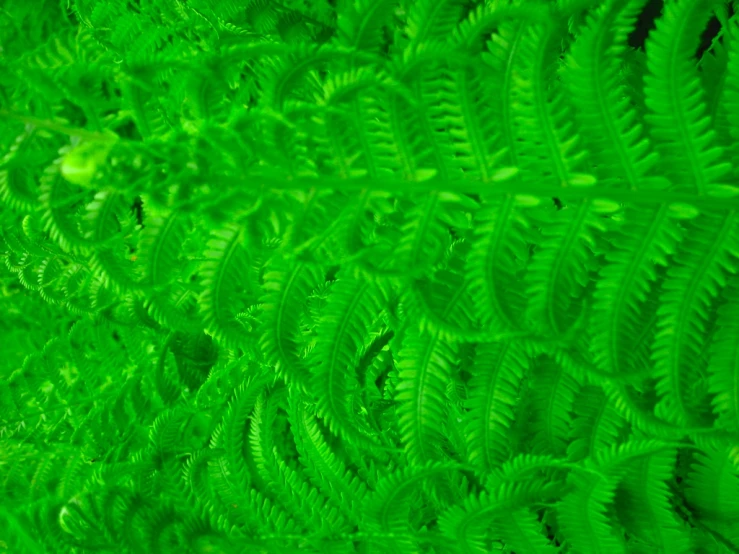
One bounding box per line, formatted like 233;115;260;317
2;0;739;552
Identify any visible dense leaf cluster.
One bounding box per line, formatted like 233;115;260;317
1;0;739;552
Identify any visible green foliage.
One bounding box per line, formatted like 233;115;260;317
2;0;739;552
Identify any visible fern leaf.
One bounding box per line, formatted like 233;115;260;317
309;270;388;443
707;276;739;432
643;0;732;195
362;461;460;553
395;321;459;464
336;0;395;52
199;223;259;349
523;356;581;457
258;255;322;389
567;386;628;462
289;392;369;525
615;444;692;553
439;478;565;554
685;443;739;522
650;210;739;427
465;340;529;473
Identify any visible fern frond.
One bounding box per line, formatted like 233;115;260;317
465;340;529;473
199;223;259;349
395;321;459;464
707;276;739;432
523;355;581;457
258;255;322;389
616;444;693;553
362;461;460;553
567;386;628;462
439;478;566;554
289;392;369;525
643;0;732;195
650;210;739;427
685;443;739;522
309;270;388;444
558;440;676;554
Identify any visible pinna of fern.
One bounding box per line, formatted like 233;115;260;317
2;0;739;553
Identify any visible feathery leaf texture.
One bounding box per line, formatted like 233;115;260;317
1;0;739;552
